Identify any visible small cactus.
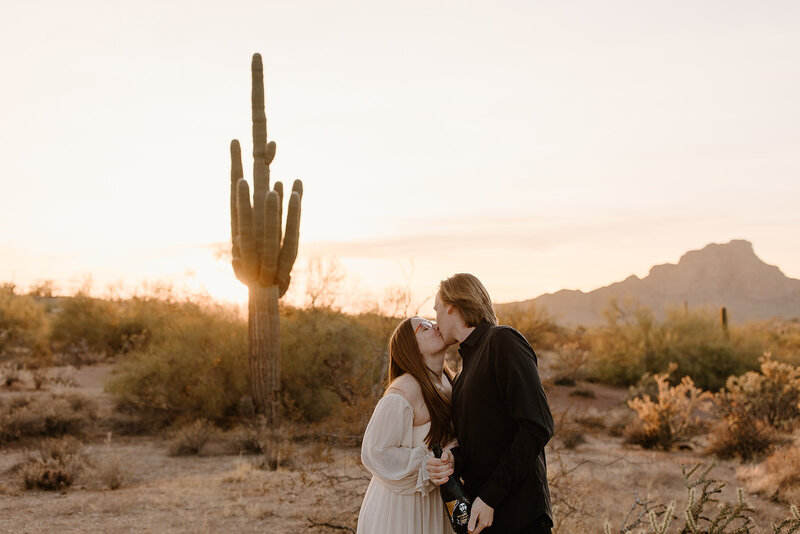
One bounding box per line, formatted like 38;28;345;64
721;306;729;336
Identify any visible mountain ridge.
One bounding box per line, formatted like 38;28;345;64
499;240;800;326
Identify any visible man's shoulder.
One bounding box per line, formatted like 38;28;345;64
486;325;538;360
487;324;529;344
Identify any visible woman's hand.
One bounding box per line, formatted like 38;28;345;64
426;450;454;486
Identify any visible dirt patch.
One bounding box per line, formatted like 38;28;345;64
0;362;794;533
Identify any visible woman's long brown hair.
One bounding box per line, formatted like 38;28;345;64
386;318;454;448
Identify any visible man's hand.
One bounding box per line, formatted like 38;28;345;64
468;497;494;533
426;450;454;486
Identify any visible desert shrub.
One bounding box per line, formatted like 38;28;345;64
0;285;50;358
589;300;659;387
19;436;85;491
721;354;800;431
626;370;662;402
86;433;131;490
107;299;392;429
281;307;388;423
30;368;77;391
568;387;596;399
225;418;293;467
94;454;129;490
739;319;800;367
551;341;589;386
603;460;800;534
496;301;567;350
706;413;784;461
551;408;587;450
50;292;120;358
573;411;605;431
169;418;214;456
1;362;23;387
106;299;248;425
588;301;762;390
607;409;633;437
625;372;712;450
0;393;96;443
559;426;586;449
49;292;193;364
707;355;800;460
765;447;800;504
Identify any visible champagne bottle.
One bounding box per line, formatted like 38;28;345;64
432;444;471;534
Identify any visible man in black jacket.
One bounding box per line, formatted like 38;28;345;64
427;273;554;534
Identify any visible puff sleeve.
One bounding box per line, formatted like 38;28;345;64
360;394;434;496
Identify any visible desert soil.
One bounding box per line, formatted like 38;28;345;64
0;361;794;533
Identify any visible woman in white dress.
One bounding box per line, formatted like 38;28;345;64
357;316;456;534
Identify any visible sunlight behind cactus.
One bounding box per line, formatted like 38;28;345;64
229;53;303;422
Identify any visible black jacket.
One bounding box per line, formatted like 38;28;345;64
451;321;554;533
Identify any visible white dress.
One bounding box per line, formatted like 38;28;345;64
357;393;452;534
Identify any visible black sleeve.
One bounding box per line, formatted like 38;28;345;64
478;328;554;508
450;445;463;479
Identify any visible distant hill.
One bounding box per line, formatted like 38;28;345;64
499;240;800;326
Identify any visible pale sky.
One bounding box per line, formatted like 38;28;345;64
1;0;799;315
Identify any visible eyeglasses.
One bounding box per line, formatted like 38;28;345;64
413;318;435;335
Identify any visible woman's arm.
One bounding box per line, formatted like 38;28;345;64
360;393;434;495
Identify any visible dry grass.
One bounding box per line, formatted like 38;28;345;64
222;420;296;471
18;436;86;491
87;433;131;490
739;445;800;506
0;392;96;443
706;414;787;461
169;419;215;456
551;342;590;386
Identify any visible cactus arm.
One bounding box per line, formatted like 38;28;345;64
273;181;284;247
276;188;301;297
292;178;303;200
230;140;245;280
236;179;259;283
258;191;281;287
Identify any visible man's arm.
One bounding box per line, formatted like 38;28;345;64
477;328;554;509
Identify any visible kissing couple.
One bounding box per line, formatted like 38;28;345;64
356;273;554;534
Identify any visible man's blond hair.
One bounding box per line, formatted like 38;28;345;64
438;273;497;327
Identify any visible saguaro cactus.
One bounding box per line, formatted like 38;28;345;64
229;53;302;422
720;306;729;337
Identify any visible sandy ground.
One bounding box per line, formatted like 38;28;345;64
0;362;795;533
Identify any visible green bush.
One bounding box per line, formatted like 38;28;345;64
106;299;248;425
50;292;120;356
0;284;50;358
106;298;393;428
588;300;762;390
280;307;388;423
